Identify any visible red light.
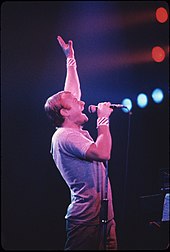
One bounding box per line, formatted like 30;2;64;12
156;7;168;23
152;46;165;62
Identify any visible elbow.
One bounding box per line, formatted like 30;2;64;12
100;153;111;161
99;148;111;161
97;146;111;161
92;152;111;162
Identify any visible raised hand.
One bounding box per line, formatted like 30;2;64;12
57;35;74;58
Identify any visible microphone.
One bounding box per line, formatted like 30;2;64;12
88;104;127;113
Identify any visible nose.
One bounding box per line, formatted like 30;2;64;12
80;100;85;106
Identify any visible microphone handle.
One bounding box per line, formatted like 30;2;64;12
110;104;125;108
88;104;128;113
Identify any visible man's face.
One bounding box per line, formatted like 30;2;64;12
61;93;88;125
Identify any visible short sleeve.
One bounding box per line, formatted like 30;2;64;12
60;131;94;159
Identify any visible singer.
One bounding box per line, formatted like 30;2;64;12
44;36;117;250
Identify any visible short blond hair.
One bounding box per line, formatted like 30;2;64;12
44;91;71;127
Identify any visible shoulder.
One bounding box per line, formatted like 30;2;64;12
52;127;69;139
52;127;79;141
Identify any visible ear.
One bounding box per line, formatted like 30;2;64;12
60;108;69;117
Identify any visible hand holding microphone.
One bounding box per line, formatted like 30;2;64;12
92;102;114;118
88;102;129;128
89;102;112;129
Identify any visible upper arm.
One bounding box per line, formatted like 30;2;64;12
62;131;93;159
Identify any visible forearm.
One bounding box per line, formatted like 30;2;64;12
64;58;81;100
95;125;112;160
86;103;113;161
86;124;112;161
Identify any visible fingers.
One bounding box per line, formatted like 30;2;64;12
57;35;67;48
97;102;113;118
57;36;64;44
68;40;73;47
57;36;74;58
98;102;111;108
57;36;73;48
105;102;111;107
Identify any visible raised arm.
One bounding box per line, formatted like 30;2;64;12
57;36;81;100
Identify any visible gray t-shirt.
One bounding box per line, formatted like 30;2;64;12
51;127;114;224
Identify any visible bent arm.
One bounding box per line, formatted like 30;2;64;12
57;36;81;100
86;102;113;162
86;125;112;161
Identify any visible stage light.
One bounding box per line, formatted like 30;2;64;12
137;93;148;108
152;46;165;62
156;7;168;23
122;98;132;113
152;88;164;103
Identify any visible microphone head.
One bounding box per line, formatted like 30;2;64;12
88;105;97;113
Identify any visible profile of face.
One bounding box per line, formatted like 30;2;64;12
61;93;88;126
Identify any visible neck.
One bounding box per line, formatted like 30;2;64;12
62;120;82;130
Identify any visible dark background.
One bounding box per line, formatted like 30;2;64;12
1;1;169;250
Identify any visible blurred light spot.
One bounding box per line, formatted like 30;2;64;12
152;46;165;62
152;88;164;103
137;93;148;108
122;98;132;113
156;7;168;23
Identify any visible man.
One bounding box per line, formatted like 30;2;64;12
44;36;117;250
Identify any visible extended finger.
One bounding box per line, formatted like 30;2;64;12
57;36;67;48
68;40;73;47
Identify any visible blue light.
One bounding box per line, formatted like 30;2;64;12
122;98;132;113
137;93;148;108
152;88;164;103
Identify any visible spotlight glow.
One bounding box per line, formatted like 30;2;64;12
156;7;168;23
137;93;148;108
152;88;164;103
122;98;132;113
152;46;165;62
